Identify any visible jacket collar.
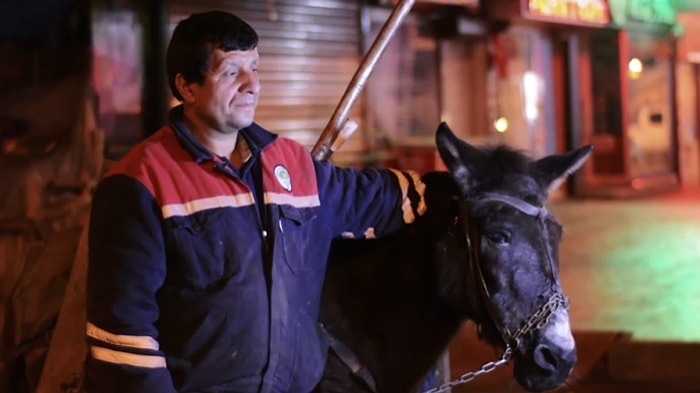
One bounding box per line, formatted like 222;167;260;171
168;105;277;164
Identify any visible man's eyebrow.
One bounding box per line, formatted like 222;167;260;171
211;59;235;72
213;58;258;72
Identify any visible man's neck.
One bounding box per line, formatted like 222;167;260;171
230;136;252;169
182;114;243;163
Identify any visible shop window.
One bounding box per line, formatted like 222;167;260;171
364;9;441;143
487;27;556;158
626;31;674;177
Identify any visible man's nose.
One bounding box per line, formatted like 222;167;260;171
239;70;260;94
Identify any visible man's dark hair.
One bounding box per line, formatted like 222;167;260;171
166;10;259;101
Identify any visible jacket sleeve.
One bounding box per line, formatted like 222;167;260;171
314;159;426;239
85;174;177;393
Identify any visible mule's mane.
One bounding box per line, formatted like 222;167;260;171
447;145;549;211
481;145;533;172
419;144;540;221
471;145;536;188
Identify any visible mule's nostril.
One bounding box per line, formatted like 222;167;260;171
534;344;558;372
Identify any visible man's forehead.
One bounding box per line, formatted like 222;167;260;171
210;48;259;68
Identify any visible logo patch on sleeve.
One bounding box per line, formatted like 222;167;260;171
274;165;292;192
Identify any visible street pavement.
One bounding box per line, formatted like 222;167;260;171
551;188;700;342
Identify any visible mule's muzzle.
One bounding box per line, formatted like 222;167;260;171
513;339;576;392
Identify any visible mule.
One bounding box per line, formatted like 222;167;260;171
315;122;592;393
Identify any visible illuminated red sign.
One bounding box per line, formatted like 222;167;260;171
394;0;479;8
524;0;611;25
417;0;479;6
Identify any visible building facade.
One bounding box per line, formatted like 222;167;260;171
89;0;700;193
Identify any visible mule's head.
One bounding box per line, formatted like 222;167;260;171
435;122;592;392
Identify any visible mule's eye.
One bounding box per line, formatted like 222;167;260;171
485;231;510;245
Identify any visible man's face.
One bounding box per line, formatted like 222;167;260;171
186;48;260;134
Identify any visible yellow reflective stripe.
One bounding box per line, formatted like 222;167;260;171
86;322;159;351
405;169;427;216
388;169;427;224
264;192;320;208
162;194;256;218
91;346;166;368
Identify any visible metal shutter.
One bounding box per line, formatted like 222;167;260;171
167;0;364;151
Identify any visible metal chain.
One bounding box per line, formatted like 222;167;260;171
420;294;568;393
511;293;569;345
421;346;512;393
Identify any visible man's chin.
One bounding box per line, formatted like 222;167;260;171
230;118;255;131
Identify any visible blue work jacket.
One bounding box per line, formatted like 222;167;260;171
85;106;426;393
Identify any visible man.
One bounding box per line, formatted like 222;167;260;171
85;10;426;393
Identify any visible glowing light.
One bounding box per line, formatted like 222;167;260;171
523;71;541;122
628;58;643;73
628;58;643;79
631;178;645;189
494;117;509;133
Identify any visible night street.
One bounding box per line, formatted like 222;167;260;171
449;188;700;393
4;1;700;392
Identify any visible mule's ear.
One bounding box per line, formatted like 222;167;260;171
532;145;593;194
435;122;484;193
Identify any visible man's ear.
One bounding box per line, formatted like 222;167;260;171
175;73;195;103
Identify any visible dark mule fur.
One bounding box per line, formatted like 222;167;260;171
315;123;592;393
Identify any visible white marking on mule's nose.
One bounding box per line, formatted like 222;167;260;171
543;309;575;351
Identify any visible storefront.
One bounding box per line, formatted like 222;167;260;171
675;12;700;188
487;0;687;197
369;0;575;173
487;0;613;197
580;0;681;196
362;0;484;173
370;0;624;195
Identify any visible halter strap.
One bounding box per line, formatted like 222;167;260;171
477;192;546;218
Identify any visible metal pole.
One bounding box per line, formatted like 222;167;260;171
311;0;415;161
